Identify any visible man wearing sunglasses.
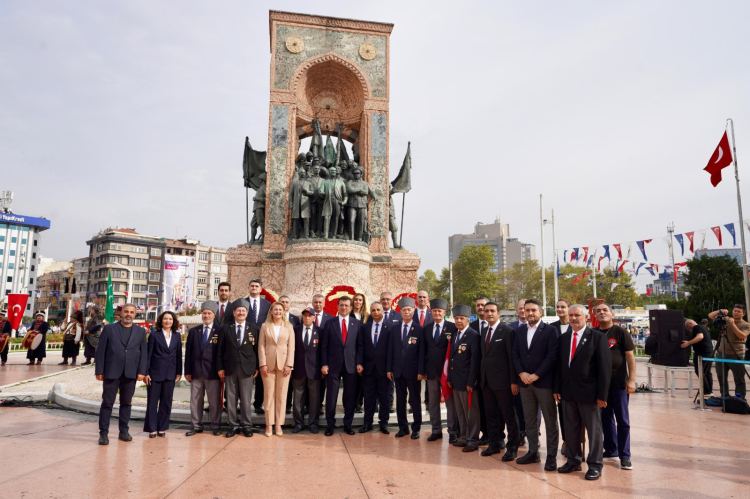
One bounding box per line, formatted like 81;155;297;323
708;305;750;399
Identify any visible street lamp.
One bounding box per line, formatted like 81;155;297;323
111;262;133;303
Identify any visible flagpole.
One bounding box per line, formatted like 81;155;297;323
593;262;597;299
399;192;405;248
540;195;547;316
246;187;250;244
552;208;558;306
728;118;750;312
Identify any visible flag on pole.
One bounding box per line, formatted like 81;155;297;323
685;232;695;253
105;270;114;323
704;131;733;187
390;142;412;194
675;234;684;256
724;223;737;246
711;226;723;246
582;247;589;263
646;288;652;296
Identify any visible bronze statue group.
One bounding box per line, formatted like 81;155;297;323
90;278;636;481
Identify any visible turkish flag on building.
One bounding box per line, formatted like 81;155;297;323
7;293;29;330
704;132;733;187
646;288;652;296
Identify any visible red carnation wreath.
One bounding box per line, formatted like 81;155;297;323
323;285;365;316
392;292;418;313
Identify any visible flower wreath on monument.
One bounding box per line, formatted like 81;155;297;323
323;285;365;317
392;292;418;313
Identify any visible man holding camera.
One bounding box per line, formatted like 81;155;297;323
683;319;715;396
708;306;750;399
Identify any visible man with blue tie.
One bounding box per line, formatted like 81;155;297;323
246;278;271;414
424;298;459;442
358;301;393;434
379;291;401;414
448;304;482;452
312;293;334;415
391;297;426;439
185;301;223;436
292;307;323;433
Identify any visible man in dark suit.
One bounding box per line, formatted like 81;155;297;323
469;297;490;446
185;301;223;436
215;282;235;327
95;304;148;445
415;291;433;328
292;307;322;433
448;304;482;452
379;291;401;413
321;295;363;436
218;299;259;438
424;298;459;442
554;304;612;481
312;293;334;413
512;298;560;470
358;301;393;434
506;298;528;445
246;278;271;414
547;298;572;455
506;299;527;330
480;302;520;460
391;297;426;439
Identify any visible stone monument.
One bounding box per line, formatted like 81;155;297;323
227;11;420;311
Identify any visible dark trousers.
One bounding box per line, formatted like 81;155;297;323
694;358;714;394
562;400;604;471
292;377;320;428
388;378;395;407
395;376;422;432
99;375;136;435
326;367;357;427
355;374;364;409
483;384;519;450
362;372;390;427
475;386;488;437
320;378;326;412
1;343;8;363
514;393;526;433
144;379;175;432
602;388;630;460
286;379;294;412
718;351;746;397
254;372;265;409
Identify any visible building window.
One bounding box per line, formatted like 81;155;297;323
199;253;208;261
197;289;206;297
34;239;37;246
8;263;13;270
31;264;35;271
151;248;161;256
32;252;36;259
149;272;160;281
11;237;17;243
149;285;158;294
150;260;160;269
21;238;27;245
30;278;34;284
6;276;11;283
9;250;15;256
214;276;221;286
131;246;146;253
198;276;207;284
212;254;222;261
198;264;207;271
0;236;4;242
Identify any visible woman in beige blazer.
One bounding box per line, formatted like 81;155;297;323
258;301;295;436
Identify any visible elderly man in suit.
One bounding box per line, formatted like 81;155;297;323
292;307;322;433
512;298;560;471
215;282;235;327
424;298;459;442
321;295;363;436
247;278;271;414
554;304;612;481
391;296;426;439
218;299;259;438
312;293;334;415
95;304;148;445
358;301;393;434
448;304;482;452
469;297;490;446
185;301;223;436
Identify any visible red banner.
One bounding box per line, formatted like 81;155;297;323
7;293;29;330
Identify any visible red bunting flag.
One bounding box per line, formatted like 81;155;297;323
582;247;589;263
598;256;605;272
613;243;622;259
674;262;688;284
646;288;652;296
685;231;695;253
441;338;452;402
572;277;583;285
617;260;629;272
711;226;723;246
704;132;733;187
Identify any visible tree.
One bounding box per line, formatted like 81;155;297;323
683;254;744;338
418;269;447;302
497;260;543;309
451;245;498;307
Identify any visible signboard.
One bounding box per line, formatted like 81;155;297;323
163;256;195;311
0;213;51;230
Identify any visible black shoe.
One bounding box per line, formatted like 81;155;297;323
498;440;506;449
359;424;373;434
410;431;420;440
453;439;467;448
309;425;319;434
185;427;203;436
516;452;540;464
286;408;292;415
544;456;557;471
448;434;458;444
502;449;517;461
519;436;526;447
343;426;355;435
255;407;265;414
602;450;619;459
149;433;157;439
427;433;443;442
225;427;238;438
157;432;165;438
558;462;582;473
293;424;303;434
325;427;334;436
481;447;501;456
620;458;633;470
81;360;92;365
242;427;253;437
118;431;132;442
70;361;76;366
212;428;223;436
585;469;601;481
462;445;478;453
98;434;109;445
379;426;390;434
58;361;68;365
478;435;489;446
395;429;409;438
354;406;363;414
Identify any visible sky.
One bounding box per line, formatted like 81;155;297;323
2;1;749;292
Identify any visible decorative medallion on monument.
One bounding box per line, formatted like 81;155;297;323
227;11;421;313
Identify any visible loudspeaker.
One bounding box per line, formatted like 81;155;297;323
649;310;688;366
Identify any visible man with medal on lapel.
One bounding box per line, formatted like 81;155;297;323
424;298;459;442
291;307;323;434
447;304;481;452
358;301;394;434
390;296;426;439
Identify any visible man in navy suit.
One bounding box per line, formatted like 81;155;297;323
512;298;560;471
469;297;490;446
246;278;271;413
424;298;459;442
415;291;433;328
185;301;223;436
215;282;235;327
391;297;426;439
448;304;482;452
312;293;334;415
379;291;401;414
292;307;322;433
358;301;393;434
321;295;363;436
506;298;528;445
95;304;148;445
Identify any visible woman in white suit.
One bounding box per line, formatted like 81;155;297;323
258;302;296;436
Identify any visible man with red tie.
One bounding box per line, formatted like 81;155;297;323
415;291;433;328
215;282;235;328
312;293;334;414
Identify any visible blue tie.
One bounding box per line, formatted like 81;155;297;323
373;323;379;347
434;324;440;344
252;300;258;323
402;324;408;345
202;326;210;348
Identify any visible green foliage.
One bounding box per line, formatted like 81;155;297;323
683;255;744;338
452;245;498;306
497;260;543;309
417;269;447;301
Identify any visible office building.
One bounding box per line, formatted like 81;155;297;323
448;218;535;272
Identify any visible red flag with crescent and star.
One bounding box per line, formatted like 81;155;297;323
7;294;29;330
704;132;733;187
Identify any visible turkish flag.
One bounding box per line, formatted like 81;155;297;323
685;231;695;253
7;293;29;330
646;288;652;296
613;243;622;259
704;132;733;187
711;226;723;246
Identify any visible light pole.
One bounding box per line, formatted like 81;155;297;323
111;262;134;304
540;195;557;316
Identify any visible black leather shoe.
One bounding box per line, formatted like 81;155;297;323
519;435;526;447
462;445;478;452
427;433;443;441
343;426;355;435
225;428;237;438
255;407;265;415
354;406;363;414
379;426;390;434
498;440;506;449
98;434;109;445
448;434;458;444
585;469;601;481
309;425;319;434
558;462;583;473
58;361;68;365
118;431;132;442
157;432;165;437
325;427;334;436
242;427;253;437
185;427;203;436
359;424;373;434
453;440;467;448
148;433;157;439
516;452;540;464
293;424;303;434
286;408;292;414
212;428;223;436
502;449;517;462
478;435;489;446
544;456;557;471
410;431;420;440
395;429;409;438
481;447;501;456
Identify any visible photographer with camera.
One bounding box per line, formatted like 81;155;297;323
708;306;750;399
683;319;715;396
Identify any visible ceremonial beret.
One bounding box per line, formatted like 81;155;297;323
233;299;250;310
398;296;416;309
301;307;315;316
452;304;471;318
201;301;219;314
429;298;448;310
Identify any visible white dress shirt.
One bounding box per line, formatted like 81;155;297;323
163;330;172;347
559;323;570;335
273;325;281;343
526;322;539;348
338;315;349;331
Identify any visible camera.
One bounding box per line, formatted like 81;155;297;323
713;311;727;330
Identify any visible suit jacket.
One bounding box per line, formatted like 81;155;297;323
218;321;260;377
184;323;221;380
287;313;301;327
321;315;363;375
245;297;271;328
512;321;559;389
415;308;433;328
94;322;148;380
391;321;426;379
292;323;322;380
360;320;393;377
146;330;183;381
470;319;489;335
555;326;612;403
382;309;402;324
507;320;526;331
313;310;334;329
214;300;235;328
258;322;295;371
447;327;481;391
480;323;517;391
424;320;458;380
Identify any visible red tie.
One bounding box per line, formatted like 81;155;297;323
219;304;225;323
341;318;348;344
570;332;578;363
419;310;425;327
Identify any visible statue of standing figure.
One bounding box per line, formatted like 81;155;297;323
318;166;348;239
309;117;324;160
289;170;314;239
251;179;266;244
346;165;380;242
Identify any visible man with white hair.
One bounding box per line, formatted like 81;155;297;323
185;301;223;436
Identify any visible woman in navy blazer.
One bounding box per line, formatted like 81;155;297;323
144;311;183;437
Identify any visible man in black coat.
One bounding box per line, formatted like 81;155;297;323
424;298;459;443
683;319;715;396
358;301;393;434
554;304;612;481
95;304;148;445
391;297;426;439
448;304;482;452
246;278;271;413
548;298;572;451
469;297;490;446
185;301;223;436
0;310;12;366
479;302;520;461
215;281;235;328
379;291;402;324
312;293;334;414
218;299;259;438
291;307;322;433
